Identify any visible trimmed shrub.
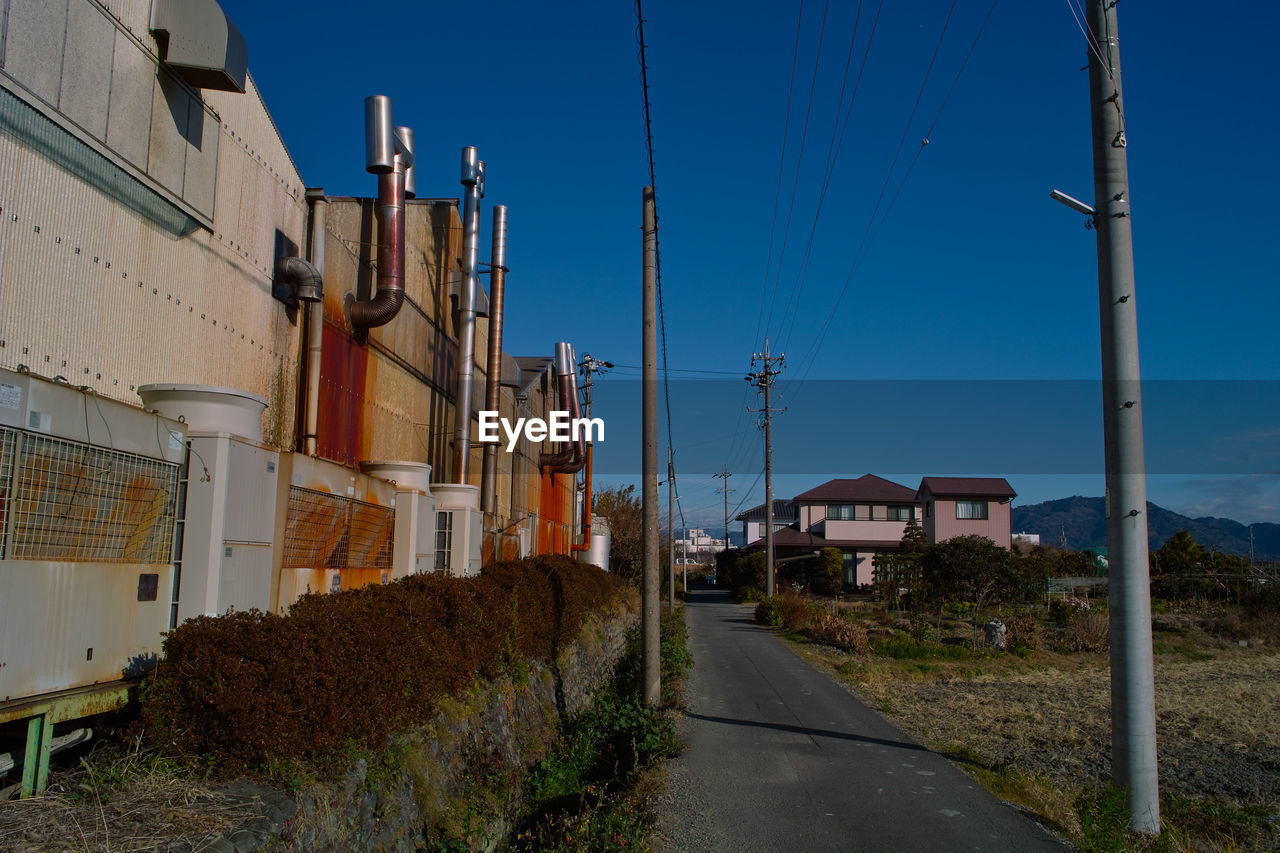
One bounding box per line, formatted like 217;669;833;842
140;556;621;775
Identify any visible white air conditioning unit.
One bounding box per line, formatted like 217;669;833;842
138;384;278;622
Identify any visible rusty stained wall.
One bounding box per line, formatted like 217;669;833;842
0;2;306;447
315;198;460;470
316;196;576;560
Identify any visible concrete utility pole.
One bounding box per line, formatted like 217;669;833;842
747;339;784;597
713;469;733;553
641;187;661;708
1087;0;1159;833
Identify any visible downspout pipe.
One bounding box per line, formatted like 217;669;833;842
453;146;485;483
480;204;509;516
348;96;414;331
571;444;593;552
301;187;327;455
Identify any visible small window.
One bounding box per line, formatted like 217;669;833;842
827;504;855;520
436;511;453;570
888;505;913;521
956;500;989;520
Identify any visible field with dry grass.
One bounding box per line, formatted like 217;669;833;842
781;601;1280;851
0;741;257;852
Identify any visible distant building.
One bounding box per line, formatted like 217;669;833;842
674;527;726;563
1012;532;1041;546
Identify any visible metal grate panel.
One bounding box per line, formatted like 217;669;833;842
282;486;393;571
0;429;17;559
0;427;179;563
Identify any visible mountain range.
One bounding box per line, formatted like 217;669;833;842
1010;496;1280;560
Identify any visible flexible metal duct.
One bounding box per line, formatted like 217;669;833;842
274;255;323;303
349;96;413;331
540;342;585;474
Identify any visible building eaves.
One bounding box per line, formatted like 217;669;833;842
793;474;918;503
917;477;1017;499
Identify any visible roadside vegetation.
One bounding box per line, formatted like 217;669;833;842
738;527;1280;852
504;608;691;852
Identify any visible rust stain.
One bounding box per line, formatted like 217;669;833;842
317;321;368;467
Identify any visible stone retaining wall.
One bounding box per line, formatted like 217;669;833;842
175;594;637;853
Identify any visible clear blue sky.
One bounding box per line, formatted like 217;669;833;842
222;0;1280;530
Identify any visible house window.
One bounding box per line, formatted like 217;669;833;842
888;505;913;521
956;500;989;520
436;511;453;570
827;504;855;520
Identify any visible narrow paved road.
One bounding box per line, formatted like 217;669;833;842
654;590;1066;852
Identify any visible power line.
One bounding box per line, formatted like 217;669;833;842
635;0;678;501
774;0;886;354
788;0;999;385
762;0;833;345
753;0;808;346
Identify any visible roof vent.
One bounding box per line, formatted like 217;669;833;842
150;0;248;93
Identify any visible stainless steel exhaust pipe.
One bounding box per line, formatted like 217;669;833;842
480;204;508;515
454;147;485;483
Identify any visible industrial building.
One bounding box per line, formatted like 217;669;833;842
0;0;602;796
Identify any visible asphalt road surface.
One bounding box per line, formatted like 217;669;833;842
653;589;1067;852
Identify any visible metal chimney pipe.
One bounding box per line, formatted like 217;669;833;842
396;126;416;199
540;342;585;474
365;95;395;173
480;205;509;517
453;147;485;483
350;96;411;331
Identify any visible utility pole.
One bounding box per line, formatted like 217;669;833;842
747;338;784;597
1088;0;1158;833
713;469;733;552
641;187;660;708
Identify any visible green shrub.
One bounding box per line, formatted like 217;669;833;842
754;597;783;627
140;555;621;775
871;636;974;661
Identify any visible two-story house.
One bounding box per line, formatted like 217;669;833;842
916;477;1017;549
790;475;922;588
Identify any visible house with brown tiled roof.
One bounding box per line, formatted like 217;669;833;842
916;477;1017;549
744;473;1018;590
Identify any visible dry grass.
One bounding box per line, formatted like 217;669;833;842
790;606;1280;850
0;740;256;852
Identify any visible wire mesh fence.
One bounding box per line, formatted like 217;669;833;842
0;426;179;563
282;485;394;571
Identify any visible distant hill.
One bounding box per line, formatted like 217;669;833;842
1010;497;1280;560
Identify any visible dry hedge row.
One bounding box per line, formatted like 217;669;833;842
140;555;620;775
